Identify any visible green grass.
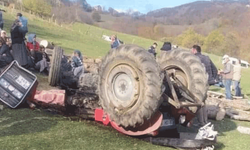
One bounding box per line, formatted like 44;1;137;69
1;107;250;150
0;7;250;150
0;108;169;150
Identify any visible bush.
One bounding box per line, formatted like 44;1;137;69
92;12;101;22
175;28;205;48
203;30;224;54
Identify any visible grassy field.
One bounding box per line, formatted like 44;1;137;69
0;8;250;150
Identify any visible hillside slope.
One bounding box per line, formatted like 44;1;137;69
147;1;249;25
2;9;161;58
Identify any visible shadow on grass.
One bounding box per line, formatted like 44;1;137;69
215;142;226;150
209;86;223;92
210;118;237;134
210;88;222;92
0;106;58;137
178;118;237;134
210;118;237;149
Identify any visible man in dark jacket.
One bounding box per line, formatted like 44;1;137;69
192;45;218;85
148;42;157;58
191;45;218;127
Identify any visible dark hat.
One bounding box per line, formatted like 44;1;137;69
17;13;22;17
160;42;172;51
153;42;158;46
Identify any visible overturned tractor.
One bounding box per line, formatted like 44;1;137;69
49;44;208;127
48;45;214;148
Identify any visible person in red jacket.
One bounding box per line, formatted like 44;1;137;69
26;34;40;58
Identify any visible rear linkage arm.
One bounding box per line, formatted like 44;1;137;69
164;70;204;109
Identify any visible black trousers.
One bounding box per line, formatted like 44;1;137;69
0;59;8;68
0;23;3;29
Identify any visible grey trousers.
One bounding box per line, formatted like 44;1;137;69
197;105;208;125
73;66;84;76
35;58;49;72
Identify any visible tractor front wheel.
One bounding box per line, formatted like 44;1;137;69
99;45;163;127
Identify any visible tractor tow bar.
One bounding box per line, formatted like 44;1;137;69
164;70;204;109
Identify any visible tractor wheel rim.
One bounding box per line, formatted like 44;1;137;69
175;70;188;87
112;73;133;102
106;64;140;109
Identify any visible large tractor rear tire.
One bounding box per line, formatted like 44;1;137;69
157;49;208;112
99;45;163;127
48;46;63;86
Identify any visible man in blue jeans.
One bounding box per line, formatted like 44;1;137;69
220;55;234;100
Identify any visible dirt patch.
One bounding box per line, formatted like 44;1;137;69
36;74;59;91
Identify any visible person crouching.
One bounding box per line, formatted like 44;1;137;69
71;50;84;77
34;45;50;75
0;39;13;68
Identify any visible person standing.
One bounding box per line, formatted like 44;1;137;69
233;59;242;97
192;45;218;85
16;13;28;37
220;55;234;100
10;14;29;68
147;42;158;58
0;9;5;30
191;45;218;126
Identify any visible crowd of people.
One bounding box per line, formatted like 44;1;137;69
191;45;242;126
146;42;242;100
0;12;85;77
0;12;51;75
190;45;242;100
0;11;85;92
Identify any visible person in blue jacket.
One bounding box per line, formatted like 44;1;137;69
111;35;123;49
